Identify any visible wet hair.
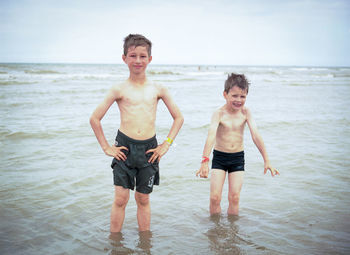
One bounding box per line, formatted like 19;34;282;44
123;34;152;57
224;73;250;94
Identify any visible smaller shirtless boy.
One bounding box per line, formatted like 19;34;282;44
196;73;279;216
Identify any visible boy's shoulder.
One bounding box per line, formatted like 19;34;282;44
241;106;251;116
150;81;164;90
148;81;169;97
110;80;128;90
212;106;226;120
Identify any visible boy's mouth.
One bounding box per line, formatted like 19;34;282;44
233;102;242;107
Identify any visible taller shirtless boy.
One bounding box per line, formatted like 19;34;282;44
90;34;183;232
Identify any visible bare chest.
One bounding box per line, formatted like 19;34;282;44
219;112;246;131
119;86;158;108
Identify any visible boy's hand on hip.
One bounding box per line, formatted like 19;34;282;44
146;143;170;163
105;145;128;161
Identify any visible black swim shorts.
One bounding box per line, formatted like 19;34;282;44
211;150;245;173
111;130;159;194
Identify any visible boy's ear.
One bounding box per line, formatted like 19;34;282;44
223;91;227;98
148;56;152;63
122;55;126;63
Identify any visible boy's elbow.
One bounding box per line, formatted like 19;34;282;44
180;114;184;123
177;114;184;126
89;116;94;127
89;115;98;127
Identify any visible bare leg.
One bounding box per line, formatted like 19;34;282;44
135;191;151;231
210;169;226;215
227;171;244;215
110;186;130;233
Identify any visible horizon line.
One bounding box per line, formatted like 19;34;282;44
0;61;349;68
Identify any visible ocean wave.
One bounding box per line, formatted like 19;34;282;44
24;70;64;75
1;130;55;140
153;78;198;82
147;70;180;75
50;74;120;82
0;71;8;74
258;118;350;130
0;129;83;140
71;75;115;81
334;74;350;78
0;81;37;86
288;83;314;87
188;123;210;131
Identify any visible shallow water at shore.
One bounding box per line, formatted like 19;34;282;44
1;63;350;254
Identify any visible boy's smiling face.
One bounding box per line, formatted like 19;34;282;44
224;85;247;111
122;46;152;75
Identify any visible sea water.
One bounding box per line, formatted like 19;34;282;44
1;63;350;254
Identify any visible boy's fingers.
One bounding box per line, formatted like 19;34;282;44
146;148;155;154
269;168;279;176
148;152;159;163
115;152;126;161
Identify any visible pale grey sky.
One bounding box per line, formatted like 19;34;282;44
1;0;349;66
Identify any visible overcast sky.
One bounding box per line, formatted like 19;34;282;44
1;0;349;66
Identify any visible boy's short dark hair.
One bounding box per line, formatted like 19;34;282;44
123;34;152;57
224;73;250;94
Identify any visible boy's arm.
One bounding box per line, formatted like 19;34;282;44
89;86;128;160
196;110;220;178
246;108;279;176
147;86;184;163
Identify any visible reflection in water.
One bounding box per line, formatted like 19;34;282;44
137;230;153;252
206;215;269;255
206;214;244;255
108;232;133;255
108;231;153;255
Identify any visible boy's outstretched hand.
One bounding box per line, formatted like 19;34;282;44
264;163;280;177
196;164;209;178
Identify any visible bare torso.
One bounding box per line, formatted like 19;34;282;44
214;106;247;153
116;80;161;140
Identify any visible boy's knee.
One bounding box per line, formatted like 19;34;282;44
210;194;222;205
114;195;129;208
135;193;150;207
228;193;240;204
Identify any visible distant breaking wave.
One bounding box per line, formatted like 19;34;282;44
147;70;180;75
24;70;64;74
0;81;37;86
